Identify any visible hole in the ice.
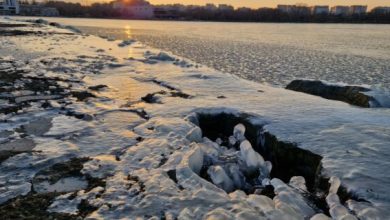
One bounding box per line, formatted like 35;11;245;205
190;111;362;214
191;112;322;192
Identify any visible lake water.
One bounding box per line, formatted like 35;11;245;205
22;17;390;88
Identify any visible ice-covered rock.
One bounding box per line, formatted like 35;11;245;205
207;165;235;193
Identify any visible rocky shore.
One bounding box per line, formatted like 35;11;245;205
0;18;389;219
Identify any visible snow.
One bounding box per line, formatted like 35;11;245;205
1;17;389;219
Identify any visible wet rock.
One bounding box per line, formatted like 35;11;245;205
141;92;165;104
170;91;192;99
286;80;380;108
70;91;96;102
65;111;94;121
88;84;107;91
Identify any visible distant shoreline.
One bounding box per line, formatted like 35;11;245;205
13;15;390;25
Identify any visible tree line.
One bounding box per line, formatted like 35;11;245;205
20;1;390;23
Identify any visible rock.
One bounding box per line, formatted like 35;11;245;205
118;39;135;47
70;91;96;101
88;85;107;91
148;52;175;62
286;80;380;108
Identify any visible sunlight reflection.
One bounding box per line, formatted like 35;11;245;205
124;25;133;58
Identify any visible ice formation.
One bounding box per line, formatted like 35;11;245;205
239;140;265;175
233;123;246;142
327;176;357;220
207;165;235;193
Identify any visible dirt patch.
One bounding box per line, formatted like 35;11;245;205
32;157;105;192
0;192;79;220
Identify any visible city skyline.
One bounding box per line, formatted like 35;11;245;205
77;0;390;9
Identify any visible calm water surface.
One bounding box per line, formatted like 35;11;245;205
24;17;390;88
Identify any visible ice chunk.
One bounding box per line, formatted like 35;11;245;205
289;176;308;192
259;161;272;181
262;178;271;186
326;193;341;208
226;164;245;189
310;213;331;220
329;176;341;194
240;140;265;174
329;205;353;220
228;136;237;146
247;194;275;213
215;138;223;145
186;127;203;143
186;144;204;175
204;208;234;220
271;178;316;218
207;165;235;193
233;123;246;142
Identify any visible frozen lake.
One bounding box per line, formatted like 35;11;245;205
19;17;390;88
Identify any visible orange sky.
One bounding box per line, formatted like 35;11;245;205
146;0;390;9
